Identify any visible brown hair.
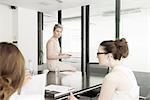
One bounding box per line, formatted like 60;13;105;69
0;42;25;100
100;38;128;60
53;23;63;31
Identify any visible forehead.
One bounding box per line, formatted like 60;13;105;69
55;27;62;31
98;46;105;52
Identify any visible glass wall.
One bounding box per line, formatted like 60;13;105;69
89;0;115;63
43;0;150;73
43;12;58;63
120;0;150;72
88;0;115;86
43;7;81;71
62;7;81;70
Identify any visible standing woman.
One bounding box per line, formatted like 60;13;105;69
46;24;76;71
0;42;25;100
69;38;139;100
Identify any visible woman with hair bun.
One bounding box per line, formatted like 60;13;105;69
69;38;139;100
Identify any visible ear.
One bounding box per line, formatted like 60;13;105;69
108;53;113;59
106;53;111;64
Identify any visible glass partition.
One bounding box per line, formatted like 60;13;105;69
62;7;81;70
89;0;115;87
120;0;150;72
43;12;58;63
89;0;115;63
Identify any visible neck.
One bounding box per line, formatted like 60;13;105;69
110;60;121;69
52;36;58;41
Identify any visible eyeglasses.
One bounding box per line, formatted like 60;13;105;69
97;52;108;55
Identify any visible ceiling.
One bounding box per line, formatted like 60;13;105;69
1;0;150;15
0;0;150;14
0;0;150;23
0;0;92;14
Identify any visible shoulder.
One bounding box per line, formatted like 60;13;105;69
101;72;118;90
104;72;119;84
47;38;54;46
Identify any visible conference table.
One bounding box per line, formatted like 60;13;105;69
45;71;104;100
14;70;104;100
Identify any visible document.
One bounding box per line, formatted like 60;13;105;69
45;85;75;98
21;73;46;95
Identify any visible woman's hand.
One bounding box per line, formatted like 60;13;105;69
23;70;32;86
68;92;78;100
60;53;72;59
18;70;32;94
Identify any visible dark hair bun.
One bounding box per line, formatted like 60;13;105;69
115;38;128;58
115;38;127;46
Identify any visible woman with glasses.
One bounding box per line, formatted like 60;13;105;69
68;38;139;100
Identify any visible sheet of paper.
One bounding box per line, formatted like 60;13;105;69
45;85;75;97
21;73;46;95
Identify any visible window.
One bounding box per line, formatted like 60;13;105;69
89;1;115;63
62;7;81;70
120;0;150;72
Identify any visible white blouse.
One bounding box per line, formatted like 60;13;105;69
111;66;139;100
